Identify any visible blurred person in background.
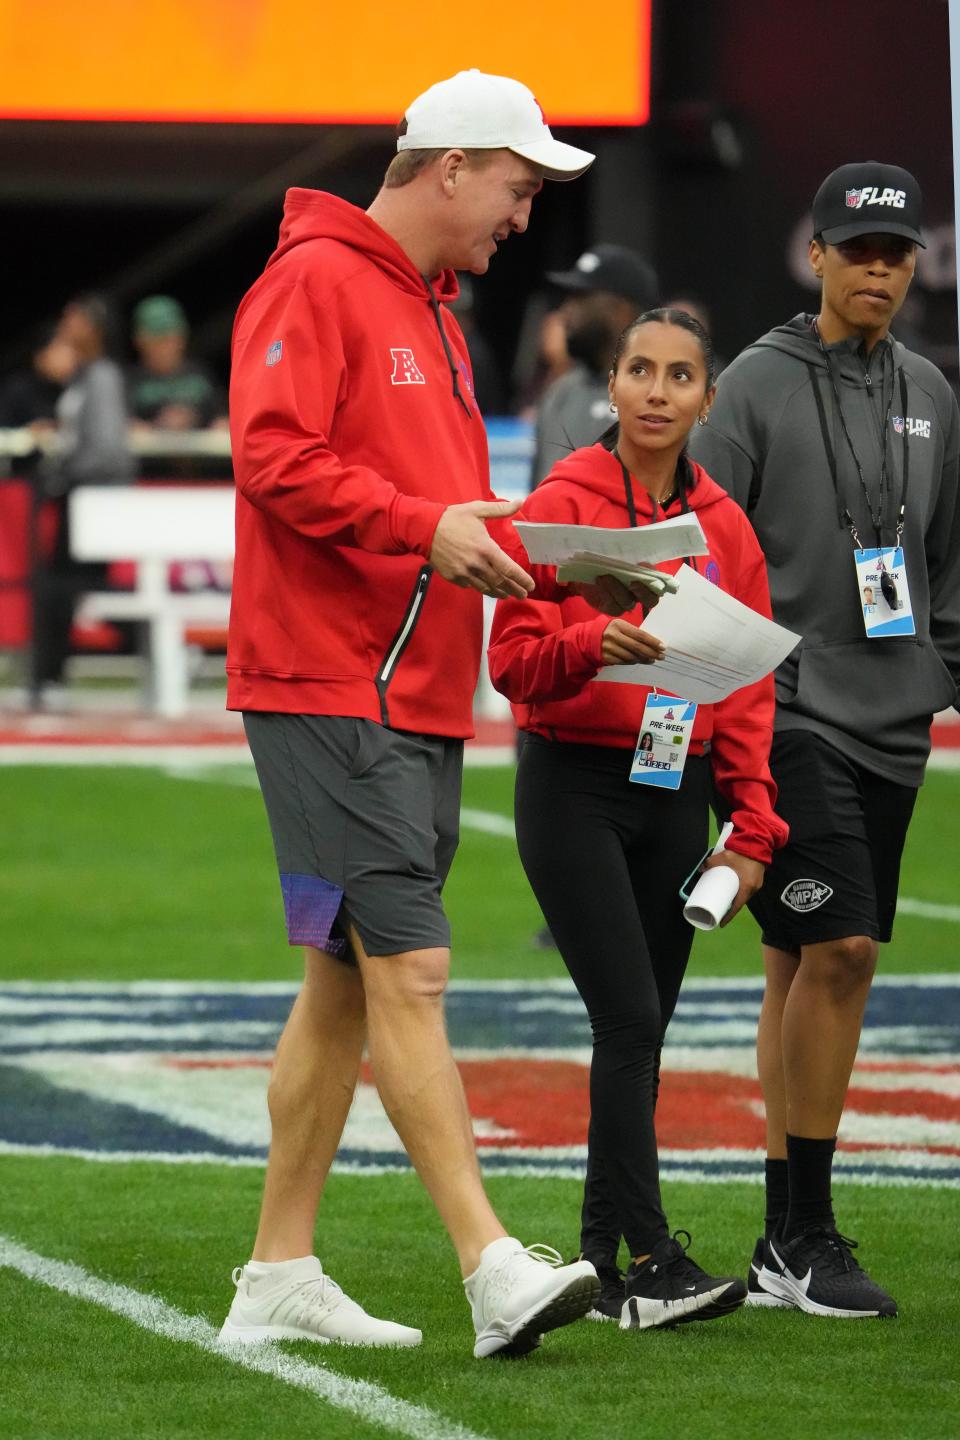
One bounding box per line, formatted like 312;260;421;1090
127;295;226;431
511;297;573;418
690;161;960;1320
530;244;659;488
663;296;725;376
449;276;506;414
0;328;76;431
31;293;134;701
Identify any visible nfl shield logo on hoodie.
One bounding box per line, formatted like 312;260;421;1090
265;340;283;367
390;348;427;385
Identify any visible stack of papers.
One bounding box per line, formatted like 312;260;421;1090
596;563;800;702
513;518;800;703
515;515;708;596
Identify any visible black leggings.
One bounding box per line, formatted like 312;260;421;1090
515;733;709;1259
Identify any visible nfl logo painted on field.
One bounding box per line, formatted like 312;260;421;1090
0;979;958;1187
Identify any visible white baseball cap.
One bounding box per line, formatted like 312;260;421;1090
398;69;595;181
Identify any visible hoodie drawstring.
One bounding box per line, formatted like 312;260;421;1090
423;278;473;419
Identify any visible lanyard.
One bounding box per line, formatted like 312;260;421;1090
617;454;699;572
806;339;910;551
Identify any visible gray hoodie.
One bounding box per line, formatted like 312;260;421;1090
689;313;960;785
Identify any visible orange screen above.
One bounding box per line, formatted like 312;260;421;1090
0;0;650;125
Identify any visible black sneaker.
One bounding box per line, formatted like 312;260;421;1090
620;1231;747;1330
583;1259;625;1322
745;1236;793;1309
769;1228;898;1318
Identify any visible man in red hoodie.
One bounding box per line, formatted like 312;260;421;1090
218;70;603;1359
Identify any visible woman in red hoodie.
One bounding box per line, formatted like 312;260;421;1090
489;310;788;1331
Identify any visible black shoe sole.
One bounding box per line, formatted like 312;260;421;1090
622;1279;748;1331
497;1274;601;1357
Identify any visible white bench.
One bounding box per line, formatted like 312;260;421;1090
69;483;514;724
69;486;234;718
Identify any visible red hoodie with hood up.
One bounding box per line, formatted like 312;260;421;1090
488;446;789;864
226;188;493;735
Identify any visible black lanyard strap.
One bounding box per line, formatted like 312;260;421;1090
618;454;698;571
805;353;910;549
619;457;638;526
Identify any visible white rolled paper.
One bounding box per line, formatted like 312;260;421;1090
683;864;740;931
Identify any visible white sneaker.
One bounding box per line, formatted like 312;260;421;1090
217;1256;421;1348
464;1238;599;1358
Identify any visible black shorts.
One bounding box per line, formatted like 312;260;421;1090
747;729;917;951
243;713;462;961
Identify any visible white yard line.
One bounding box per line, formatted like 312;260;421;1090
456;809;960;924
3;1140;957;1186
0;1235;491;1440
0;975;958;995
0;744;516;768
459;808;516;838
896;897;960;922
13;753;955;919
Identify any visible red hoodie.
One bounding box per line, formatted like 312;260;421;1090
488;447;789;864
226;188;493;736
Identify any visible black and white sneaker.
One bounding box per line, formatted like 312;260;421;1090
582;1259;625;1322
766;1229;898;1319
745;1237;793;1309
619;1232;747;1331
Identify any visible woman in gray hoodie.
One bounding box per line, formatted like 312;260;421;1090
690;161;959;1321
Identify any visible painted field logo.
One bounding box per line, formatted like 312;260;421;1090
390;348;426;385
1;980;958;1187
782;878;834;912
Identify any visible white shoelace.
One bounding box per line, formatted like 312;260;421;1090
483;1243;563;1297
234;1266;346;1328
288;1273;346;1329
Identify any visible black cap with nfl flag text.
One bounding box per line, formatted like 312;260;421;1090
812;162;925;247
398;70;594;181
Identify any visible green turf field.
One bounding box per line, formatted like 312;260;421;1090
1;762;958;981
1;762;958;1440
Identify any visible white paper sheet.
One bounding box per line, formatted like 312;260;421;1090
515;514;708;570
595;563;801;702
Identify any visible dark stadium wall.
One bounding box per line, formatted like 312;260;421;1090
649;0;956;378
0;0;953;401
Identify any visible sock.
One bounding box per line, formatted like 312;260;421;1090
783;1134;837;1240
764;1158;789;1241
245;1256;314;1282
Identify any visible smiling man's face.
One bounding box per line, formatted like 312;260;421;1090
811;232;916;344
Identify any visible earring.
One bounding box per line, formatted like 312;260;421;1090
609;402;617;414
697;414;707;426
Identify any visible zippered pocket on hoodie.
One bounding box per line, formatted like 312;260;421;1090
375;565;433;723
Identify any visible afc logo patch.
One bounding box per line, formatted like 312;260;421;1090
390;348;427;385
781;878;834;913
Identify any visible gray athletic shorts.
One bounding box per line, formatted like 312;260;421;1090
243;713;463;962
